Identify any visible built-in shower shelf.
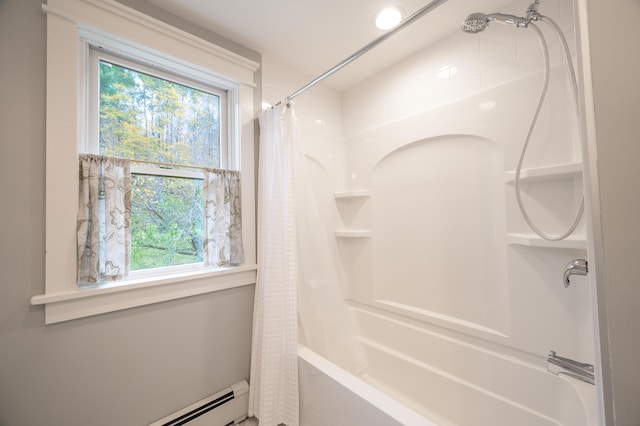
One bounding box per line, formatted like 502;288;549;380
334;190;371;199
504;162;583;184
335;229;372;238
507;233;587;249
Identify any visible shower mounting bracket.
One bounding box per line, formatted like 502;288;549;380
526;1;541;23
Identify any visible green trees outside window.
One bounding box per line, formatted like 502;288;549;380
99;60;222;270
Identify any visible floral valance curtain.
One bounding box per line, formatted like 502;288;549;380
77;157;243;285
204;168;244;267
77;154;131;284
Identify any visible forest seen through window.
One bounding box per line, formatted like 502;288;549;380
99;59;222;270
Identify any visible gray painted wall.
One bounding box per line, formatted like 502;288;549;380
0;1;257;425
586;0;640;424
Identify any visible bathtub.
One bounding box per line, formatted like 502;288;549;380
298;345;437;426
298;305;598;425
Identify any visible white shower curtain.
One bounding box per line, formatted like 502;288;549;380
248;104;299;426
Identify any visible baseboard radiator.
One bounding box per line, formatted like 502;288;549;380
149;380;249;426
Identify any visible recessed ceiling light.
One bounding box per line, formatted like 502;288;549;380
375;7;402;30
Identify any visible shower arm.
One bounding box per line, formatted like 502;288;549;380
275;0;449;106
485;3;542;30
468;2;541;32
486;13;530;28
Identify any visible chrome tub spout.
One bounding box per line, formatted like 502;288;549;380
563;259;588;287
547;351;595;385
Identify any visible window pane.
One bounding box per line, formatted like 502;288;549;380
99;60;221;168
131;174;204;270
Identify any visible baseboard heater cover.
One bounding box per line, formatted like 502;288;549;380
149;380;249;426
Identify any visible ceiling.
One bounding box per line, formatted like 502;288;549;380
146;0;515;91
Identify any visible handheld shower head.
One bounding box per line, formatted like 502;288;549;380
461;13;488;33
461;12;531;33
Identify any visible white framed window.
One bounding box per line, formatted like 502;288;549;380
33;0;259;324
84;48;233;281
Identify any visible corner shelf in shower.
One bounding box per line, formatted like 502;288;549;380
335;229;371;238
506;233;587;250
335;191;371;238
334;189;371;199
504;162;583;184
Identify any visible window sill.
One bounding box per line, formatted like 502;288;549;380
31;264;257;324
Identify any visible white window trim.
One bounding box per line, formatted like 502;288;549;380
34;0;259;324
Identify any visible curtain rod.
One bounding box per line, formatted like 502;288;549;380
129;158;239;173
86;155;236;173
131;158;204;170
276;0;449;106
81;153;206;171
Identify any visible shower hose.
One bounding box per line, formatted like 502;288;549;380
515;16;584;241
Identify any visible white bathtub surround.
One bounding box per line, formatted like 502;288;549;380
249;104;300;426
277;0;596;424
333;75;593;423
297;165;367;376
327;0;595;422
254;1;599;423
